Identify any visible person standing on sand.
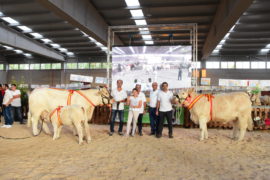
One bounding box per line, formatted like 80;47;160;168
109;79;127;136
126;88;142;137
156;82;174;138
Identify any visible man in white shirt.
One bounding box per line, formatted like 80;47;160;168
149;82;159;135
109;80;127;136
1;84;13;128
10;84;24;124
136;84;146;136
156;82;174;138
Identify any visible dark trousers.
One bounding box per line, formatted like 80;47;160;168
149;107;158;134
10;106;23;124
3;105;13;125
137;113;144;133
157;111;173;136
110;110;124;133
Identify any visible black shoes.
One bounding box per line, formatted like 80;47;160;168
109;132;114;136
118;132;124;136
156;134;161;138
139;132;143;136
169;134;174;139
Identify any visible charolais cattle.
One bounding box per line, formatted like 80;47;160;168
40;105;88;144
176;89;253;141
27;87;112;142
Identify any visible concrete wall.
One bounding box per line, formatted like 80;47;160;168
0;71;7;83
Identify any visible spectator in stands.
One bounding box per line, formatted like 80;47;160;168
0;84;3;122
1;84;13;128
10;84;24;124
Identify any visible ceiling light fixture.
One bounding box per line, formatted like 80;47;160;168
1;17;19;25
135;20;147;25
30;32;43;39
130;9;144;17
125;0;140;7
17;25;32;33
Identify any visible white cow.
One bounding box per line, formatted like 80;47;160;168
27;87;111;143
176;89;253;141
40;105;88;144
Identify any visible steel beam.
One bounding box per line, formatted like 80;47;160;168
0;23;65;61
38;0;122;45
202;0;254;59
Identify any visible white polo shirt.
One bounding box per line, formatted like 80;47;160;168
149;89;159;108
2;89;13;106
111;88;127;110
11;89;21;107
157;90;173;112
129;96;142;112
138;92;146;114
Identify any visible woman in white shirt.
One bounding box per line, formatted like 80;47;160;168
126;88;142;137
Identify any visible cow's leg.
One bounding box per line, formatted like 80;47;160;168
238;118;248;141
32;115;39;136
199;118;208;141
84;121;91;143
231;120;239;140
42;122;51;135
74;122;84;145
52;123;58;140
56;126;62;139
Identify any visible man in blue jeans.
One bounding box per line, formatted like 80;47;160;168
10;84;24;124
109;80;127;136
149;82;159;135
1;84;13;128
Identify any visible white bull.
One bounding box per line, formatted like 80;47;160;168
40;105;88;145
27;87;111;142
177;89;253;141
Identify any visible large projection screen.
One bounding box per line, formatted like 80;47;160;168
112;46;192;91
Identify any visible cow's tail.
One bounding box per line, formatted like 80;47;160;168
27;111;32;127
247;115;253;131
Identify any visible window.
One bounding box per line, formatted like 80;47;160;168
30;64;40;70
90;63;102;69
51;63;61;69
19;64;29;70
78;63;89;69
0;64;4;70
206;61;219;69
191;62;201;69
251;61;266;69
66;63;78;69
267;62;270;69
41;63;51;70
236;61;250;69
221;61;235;69
102;63;112;69
9;64;19;70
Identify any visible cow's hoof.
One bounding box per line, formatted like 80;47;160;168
87;139;92;144
199;138;204;141
79;141;84;145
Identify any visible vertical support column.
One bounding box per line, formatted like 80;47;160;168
106;27;111;88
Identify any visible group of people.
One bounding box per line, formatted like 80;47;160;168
0;84;23;128
109;80;175;138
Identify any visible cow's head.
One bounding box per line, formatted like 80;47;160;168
98;87;113;105
176;88;195;107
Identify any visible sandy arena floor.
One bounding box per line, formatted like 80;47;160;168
0;122;270;180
